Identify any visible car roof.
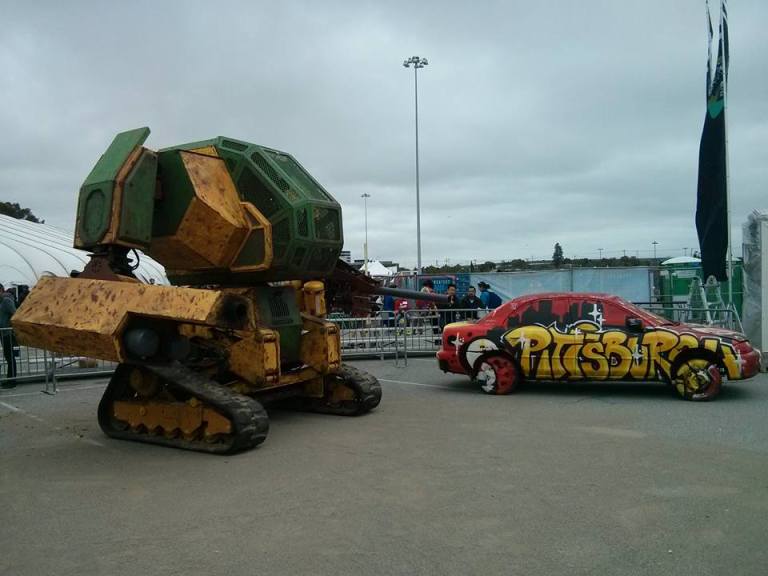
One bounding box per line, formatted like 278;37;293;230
509;292;624;305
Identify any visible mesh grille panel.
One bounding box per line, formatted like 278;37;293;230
237;167;282;217
297;208;308;237
262;149;332;201
222;140;247;151
268;291;291;325
292;246;307;267
272;217;290;260
309;247;338;270
251;152;289;192
313;207;340;241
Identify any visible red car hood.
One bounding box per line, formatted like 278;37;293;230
678;323;747;342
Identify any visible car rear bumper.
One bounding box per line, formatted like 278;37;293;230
739;347;762;379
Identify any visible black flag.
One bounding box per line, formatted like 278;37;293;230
696;0;729;281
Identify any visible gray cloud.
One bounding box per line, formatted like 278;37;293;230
1;0;765;267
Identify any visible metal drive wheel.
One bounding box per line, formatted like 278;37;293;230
673;358;722;401
476;355;519;395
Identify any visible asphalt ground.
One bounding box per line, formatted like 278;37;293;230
1;359;767;576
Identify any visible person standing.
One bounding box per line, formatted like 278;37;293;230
0;284;18;389
381;283;396;327
417;279;438;335
460;285;485;319
438;283;461;328
477;281;502;309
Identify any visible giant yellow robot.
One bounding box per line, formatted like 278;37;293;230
13;128;382;453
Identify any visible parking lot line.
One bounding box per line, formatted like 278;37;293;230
0;400;45;422
0;382;107;399
379;378;455;390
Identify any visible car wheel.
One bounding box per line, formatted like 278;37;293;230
475;355;519;395
673;358;722;401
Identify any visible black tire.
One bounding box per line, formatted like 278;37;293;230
672;357;722;401
474;355;520;395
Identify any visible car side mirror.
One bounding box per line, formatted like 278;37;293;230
626;317;644;332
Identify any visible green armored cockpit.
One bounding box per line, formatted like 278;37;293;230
75;128;344;284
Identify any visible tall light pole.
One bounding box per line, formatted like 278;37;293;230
361;193;370;274
403;55;428;274
652;240;658;263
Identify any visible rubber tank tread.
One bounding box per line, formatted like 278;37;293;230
97;362;269;454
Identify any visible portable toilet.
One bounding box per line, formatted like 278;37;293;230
659;256;743;318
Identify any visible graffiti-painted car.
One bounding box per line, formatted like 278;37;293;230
436;293;761;401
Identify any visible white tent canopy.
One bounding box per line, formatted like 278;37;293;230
359;260;394;277
0;214;168;287
660;256;701;266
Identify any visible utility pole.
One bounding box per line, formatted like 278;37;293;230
361;193;370;274
403;55;428;274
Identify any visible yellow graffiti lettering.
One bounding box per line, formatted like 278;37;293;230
562;344;584;379
641;330;680;378
580;342;609;379
499;325;723;383
719;343;740;378
505;325;552;376
536;350;553;379
668;333;699;364
627;336;650;379
551;331;583;379
602;331;632;379
702;338;719;354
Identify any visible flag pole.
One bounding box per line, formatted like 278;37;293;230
721;1;733;305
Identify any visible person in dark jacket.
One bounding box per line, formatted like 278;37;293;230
459;285;485;319
0;284;17;388
381;283;396;327
438;283;461;328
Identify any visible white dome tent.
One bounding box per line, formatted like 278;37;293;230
0;214;168;287
359;260;394;277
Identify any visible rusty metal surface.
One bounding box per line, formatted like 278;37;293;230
230;202;273;273
228;329;280;387
149;152;251;271
112;399;233;437
12;277;228;361
300;316;341;374
181;151;246;229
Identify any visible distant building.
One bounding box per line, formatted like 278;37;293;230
340;250;351;263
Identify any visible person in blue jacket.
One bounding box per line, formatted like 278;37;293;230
477;281;502;309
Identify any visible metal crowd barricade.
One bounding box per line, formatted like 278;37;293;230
0;309;492;391
328;308;488;365
45;353;118;394
0;326;52;390
327;313;402;361
635;302;743;333
0;326;117;394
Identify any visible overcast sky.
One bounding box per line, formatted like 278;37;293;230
1;0;766;267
